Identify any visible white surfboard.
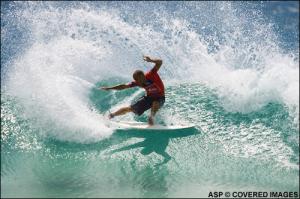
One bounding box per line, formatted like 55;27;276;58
109;121;195;131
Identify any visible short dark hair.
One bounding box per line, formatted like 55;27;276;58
133;70;144;80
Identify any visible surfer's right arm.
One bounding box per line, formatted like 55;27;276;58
143;55;163;71
100;84;130;91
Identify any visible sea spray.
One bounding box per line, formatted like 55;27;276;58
1;1;299;197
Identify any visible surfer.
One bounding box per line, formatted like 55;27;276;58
100;55;165;125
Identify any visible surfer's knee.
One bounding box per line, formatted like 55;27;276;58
152;101;160;110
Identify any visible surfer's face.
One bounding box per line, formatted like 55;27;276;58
133;70;146;86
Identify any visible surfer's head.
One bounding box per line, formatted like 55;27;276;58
133;70;146;85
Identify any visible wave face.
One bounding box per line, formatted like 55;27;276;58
1;1;299;197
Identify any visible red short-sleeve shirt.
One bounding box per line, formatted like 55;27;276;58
127;68;165;98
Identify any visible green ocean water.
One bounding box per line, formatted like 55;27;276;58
1;83;299;197
1;1;299;198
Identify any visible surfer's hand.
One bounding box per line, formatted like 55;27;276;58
143;55;152;62
148;116;154;126
100;87;110;91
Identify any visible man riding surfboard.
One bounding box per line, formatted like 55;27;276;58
100;56;165;125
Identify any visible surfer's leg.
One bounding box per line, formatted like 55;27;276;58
148;96;165;125
148;101;160;125
110;107;132;118
130;96;152;116
151;96;165;116
150;101;160;117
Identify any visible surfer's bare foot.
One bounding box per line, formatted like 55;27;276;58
148;117;154;126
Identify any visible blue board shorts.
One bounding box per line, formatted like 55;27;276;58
131;95;165;116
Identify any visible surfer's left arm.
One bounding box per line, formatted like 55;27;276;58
143;55;162;71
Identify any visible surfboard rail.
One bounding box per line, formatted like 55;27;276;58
109;121;195;130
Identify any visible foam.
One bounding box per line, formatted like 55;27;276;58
2;2;298;143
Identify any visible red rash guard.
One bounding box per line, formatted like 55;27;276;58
127;68;165;98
